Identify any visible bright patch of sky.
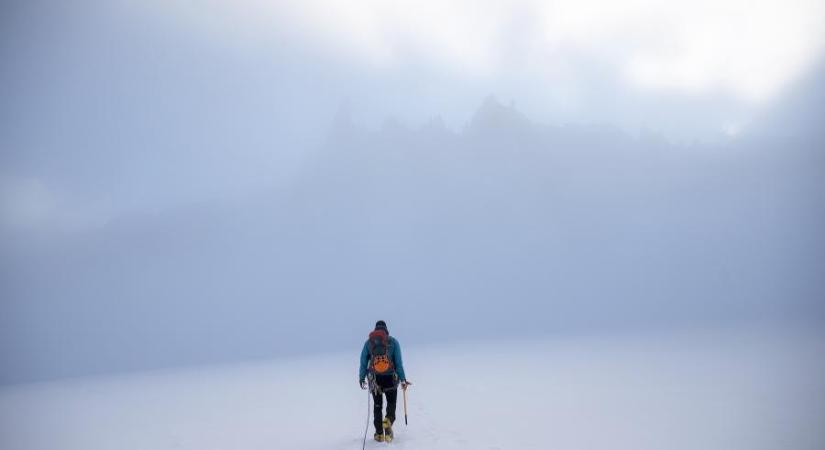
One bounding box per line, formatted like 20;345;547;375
151;0;825;104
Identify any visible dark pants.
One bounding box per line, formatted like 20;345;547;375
372;374;398;433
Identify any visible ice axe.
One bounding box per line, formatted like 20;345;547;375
402;381;412;425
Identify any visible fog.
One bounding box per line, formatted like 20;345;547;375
1;0;824;384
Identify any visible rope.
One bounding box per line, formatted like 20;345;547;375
362;388;371;450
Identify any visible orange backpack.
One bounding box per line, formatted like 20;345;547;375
368;329;395;375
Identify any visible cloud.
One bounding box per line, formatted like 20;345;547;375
0;176;55;229
143;0;825;103
615;0;825;103
0;176;108;232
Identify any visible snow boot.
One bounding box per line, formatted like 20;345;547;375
383;417;394;442
374;433;385;442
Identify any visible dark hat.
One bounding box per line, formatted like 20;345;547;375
375;320;388;333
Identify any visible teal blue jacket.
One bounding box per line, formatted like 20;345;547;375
359;336;406;381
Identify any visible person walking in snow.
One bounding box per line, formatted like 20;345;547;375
359;320;410;442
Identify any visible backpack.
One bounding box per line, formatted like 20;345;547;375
367;329;395;375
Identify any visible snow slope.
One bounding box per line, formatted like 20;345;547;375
2;329;824;450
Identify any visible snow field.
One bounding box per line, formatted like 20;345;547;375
1;329;823;450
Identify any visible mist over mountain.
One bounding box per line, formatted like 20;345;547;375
2;95;823;384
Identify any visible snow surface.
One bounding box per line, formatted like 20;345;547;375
2;329;824;450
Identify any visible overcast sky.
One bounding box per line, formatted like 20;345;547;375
1;0;824;383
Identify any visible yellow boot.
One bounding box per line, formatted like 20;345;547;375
382;417;394;442
373;433;385;442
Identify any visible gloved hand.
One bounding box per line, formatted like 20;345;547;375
401;380;412;390
360;379;367;390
